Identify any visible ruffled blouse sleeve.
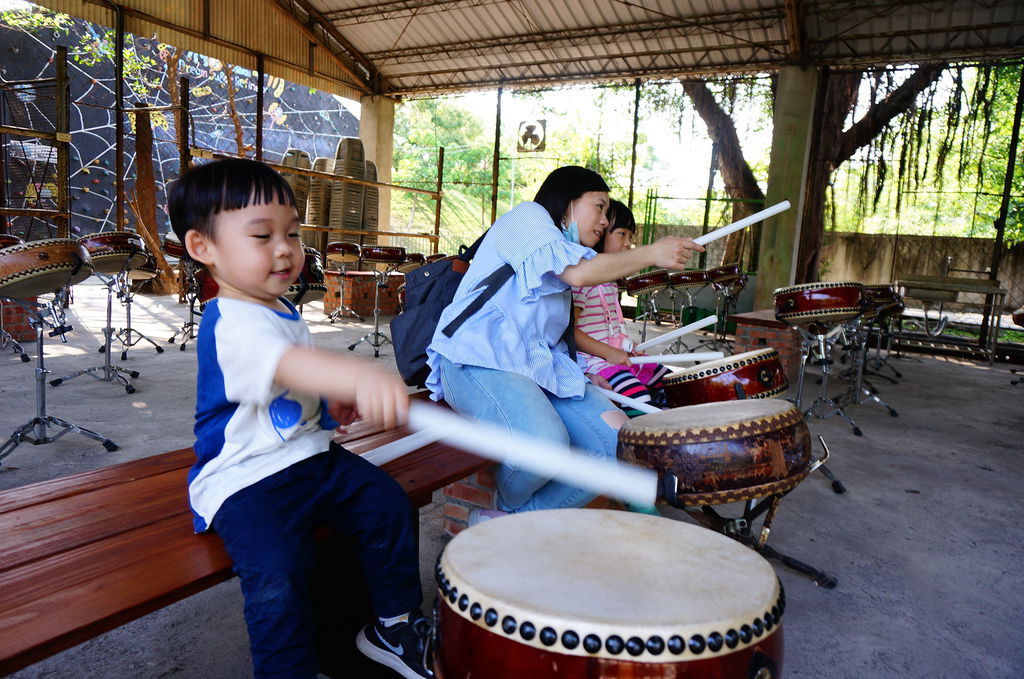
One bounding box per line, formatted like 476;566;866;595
486;202;596;302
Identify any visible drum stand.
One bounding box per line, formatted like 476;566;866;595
659;468;838;589
103;270;164;361
862;315;903;384
835;321;898;418
794;324;863;436
665;287;703;353
0;297;118;464
326;265;363;323
168;264;202;351
348;265;395;358
700;280;744;354
1;324;30;362
50;271;140;394
632;290;663;345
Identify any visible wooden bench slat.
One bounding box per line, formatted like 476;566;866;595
0;449;194;515
0;513;233;675
0;468;190;572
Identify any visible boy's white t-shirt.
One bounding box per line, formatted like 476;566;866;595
188;297;336;532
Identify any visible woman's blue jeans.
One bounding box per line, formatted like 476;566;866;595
436;356;622;512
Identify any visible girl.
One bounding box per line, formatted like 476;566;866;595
426;167;701;522
572;200;670;416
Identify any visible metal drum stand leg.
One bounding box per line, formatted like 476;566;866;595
1;316;30;362
795;324;862;436
50;272;139;394
348;267;393;358
326;265;363;323
658;472;838;589
108;271;164;360
168;263;201;351
0;297;118;465
837;320;898;418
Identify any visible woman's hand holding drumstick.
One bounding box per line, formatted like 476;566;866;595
648;237;704;270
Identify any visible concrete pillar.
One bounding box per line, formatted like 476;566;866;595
359;94;395;230
754;65;820;310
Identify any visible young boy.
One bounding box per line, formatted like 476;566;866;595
168;158;432;679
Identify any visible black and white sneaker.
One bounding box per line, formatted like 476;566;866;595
356;613;434;678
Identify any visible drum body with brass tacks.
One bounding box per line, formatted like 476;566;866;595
773;281;865;326
0;234;24;249
361;245;407;265
862;284;904;321
0;238;94;299
434;509;784;679
326;241;360;264
618;399;812;506
662;348;788;408
624;269;669;296
285;246;326;305
77;230;148;274
668;269;709;289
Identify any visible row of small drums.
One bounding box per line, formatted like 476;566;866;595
774;280;905;327
621;262;746;297
323;240;447;273
0;231;161;300
438;396;802;677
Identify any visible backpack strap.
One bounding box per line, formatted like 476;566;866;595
440;263;514;338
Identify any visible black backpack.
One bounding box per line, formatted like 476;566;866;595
390;231;513;387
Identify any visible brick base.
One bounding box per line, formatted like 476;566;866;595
441;464;623;536
729;309;803;382
1;297;39;342
324;270;402;318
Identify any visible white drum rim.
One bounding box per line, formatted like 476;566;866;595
438;510;782;663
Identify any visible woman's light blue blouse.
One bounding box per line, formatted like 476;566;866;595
425;201;596;402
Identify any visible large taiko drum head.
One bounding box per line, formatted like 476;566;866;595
624;269;669;296
662;348;788;408
435;510;784;679
77;230;148;274
618;399;812;506
773;281;864;326
0;238;94;299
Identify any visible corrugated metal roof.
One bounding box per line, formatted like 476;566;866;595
29;0;1024;99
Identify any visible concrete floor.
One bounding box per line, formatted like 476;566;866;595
1;278;1022;679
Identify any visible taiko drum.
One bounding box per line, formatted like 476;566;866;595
285;246;326;305
624;269;670;296
77;230;149;274
0;238;94;299
617;399;812;506
773;281;865;326
662;348;788;408
434;509;784;679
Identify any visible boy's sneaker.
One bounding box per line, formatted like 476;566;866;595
356;613;434;678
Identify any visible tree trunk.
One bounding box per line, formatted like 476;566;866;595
683;81;766;267
796;64;946;282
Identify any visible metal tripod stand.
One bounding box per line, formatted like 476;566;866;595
50;271;140;394
104;270;164;360
794;324;863;436
348;267;396;358
0;297;118;465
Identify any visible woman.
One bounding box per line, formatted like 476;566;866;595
426;166;701;521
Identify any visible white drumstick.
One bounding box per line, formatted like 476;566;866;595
630;352;724;365
595;387;662;415
634;315;718;352
407;401;657;507
359;429;445;467
692;200;791;246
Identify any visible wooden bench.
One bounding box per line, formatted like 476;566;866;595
0;406;488;676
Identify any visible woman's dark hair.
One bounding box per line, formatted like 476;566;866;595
167;158;296;249
594;199;636;253
532;166;610;228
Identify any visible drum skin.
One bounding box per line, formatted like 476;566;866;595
0;238;94;298
77;230;149;274
625;269;669;295
326;241;360;263
397;252;427;273
617;400;812;505
773;281;864;325
434;510;784;679
662;348;788;408
668;269;709;288
361;245;407;264
128;255;158;281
